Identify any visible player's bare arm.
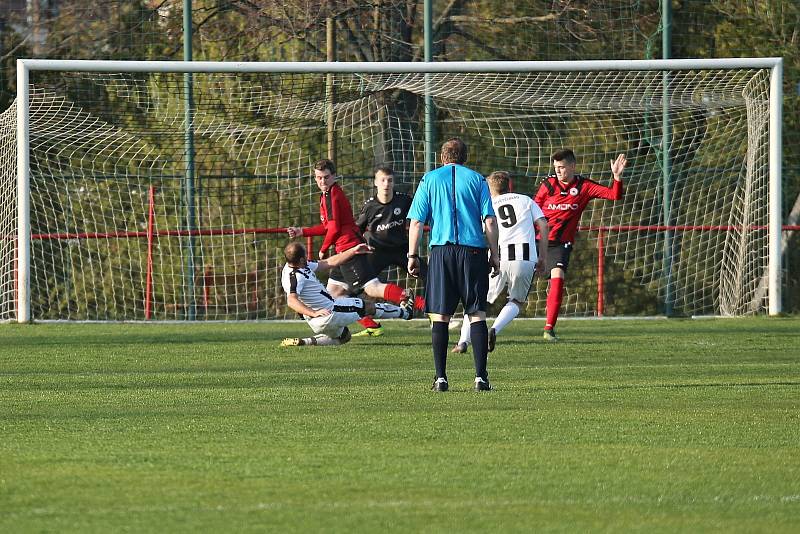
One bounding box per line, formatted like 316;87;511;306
483;215;500;277
287;293;330;317
317;243;372;271
406;219;424;277
611;153;628;181
535;217;549;274
286;226;303;238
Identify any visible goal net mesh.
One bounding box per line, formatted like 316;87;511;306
0;66;772;320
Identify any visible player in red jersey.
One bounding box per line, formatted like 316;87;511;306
533;149;628;341
286;159;414;308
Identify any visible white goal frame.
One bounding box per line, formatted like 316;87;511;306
14;58;784;322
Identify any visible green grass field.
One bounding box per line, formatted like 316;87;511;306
1;318;799;532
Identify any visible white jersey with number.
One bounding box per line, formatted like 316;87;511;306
492;192;545;263
281;261;335;313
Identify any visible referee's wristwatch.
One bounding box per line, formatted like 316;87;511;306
407;253;419;259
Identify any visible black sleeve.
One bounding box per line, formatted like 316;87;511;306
355;202;370;232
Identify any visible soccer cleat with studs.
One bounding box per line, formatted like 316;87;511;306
451;342;469;354
474;376;492;391
352;325;384;337
431;377;449;392
399;298;415;320
542;329;558;343
280;337;304;347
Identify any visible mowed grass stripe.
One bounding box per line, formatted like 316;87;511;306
1;318;799;532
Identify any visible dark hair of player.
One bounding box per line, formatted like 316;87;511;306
313;159;336;174
551;148;576;165
284;242;307;266
440;138;468;165
374;165;394;177
487;171;511;195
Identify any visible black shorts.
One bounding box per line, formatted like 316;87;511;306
425;244;489;316
368;246;428;280
328;254;379;292
540;241;573;275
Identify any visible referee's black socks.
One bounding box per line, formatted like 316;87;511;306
470;320;489;380
431;321;449;379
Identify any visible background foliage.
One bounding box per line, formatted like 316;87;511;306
1;0;798;315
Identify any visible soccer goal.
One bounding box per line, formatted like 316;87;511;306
2;58;782;322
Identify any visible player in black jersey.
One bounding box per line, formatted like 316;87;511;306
352;166;426;337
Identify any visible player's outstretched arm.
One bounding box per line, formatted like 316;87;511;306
611;153;628;181
317;243;372;271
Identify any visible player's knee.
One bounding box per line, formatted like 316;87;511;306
551;267;565;279
361;279;383;297
466;312;487;323
327;283;348;297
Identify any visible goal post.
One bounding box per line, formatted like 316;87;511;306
7;58;783;322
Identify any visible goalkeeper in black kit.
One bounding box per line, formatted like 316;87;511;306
352;166;426;337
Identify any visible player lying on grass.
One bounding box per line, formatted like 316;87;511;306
452;170;549;354
534;149;627;342
280;241;413;347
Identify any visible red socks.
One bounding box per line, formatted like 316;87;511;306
358;316;380;329
383;283;406;305
546;277;564;330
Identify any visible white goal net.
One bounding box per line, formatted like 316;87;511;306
1;60;782;321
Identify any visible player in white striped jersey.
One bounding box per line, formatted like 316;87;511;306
280;241;413;347
453;171;549;353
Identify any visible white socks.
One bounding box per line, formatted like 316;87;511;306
492;302;519;334
374;303;403;319
457;302;520;346
458;313;471;345
301;335;341;346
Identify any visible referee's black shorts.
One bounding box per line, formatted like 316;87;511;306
425;244;489;316
540;240;573;276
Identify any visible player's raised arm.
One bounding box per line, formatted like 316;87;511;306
611;153;628;181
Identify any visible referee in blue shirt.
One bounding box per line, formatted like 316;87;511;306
407;138;500;392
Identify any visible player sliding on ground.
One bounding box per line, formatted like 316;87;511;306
286;159;418;313
280;242;413;347
534;149;628;342
452;171;549;354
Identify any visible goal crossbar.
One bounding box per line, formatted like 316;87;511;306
18;58;783;73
